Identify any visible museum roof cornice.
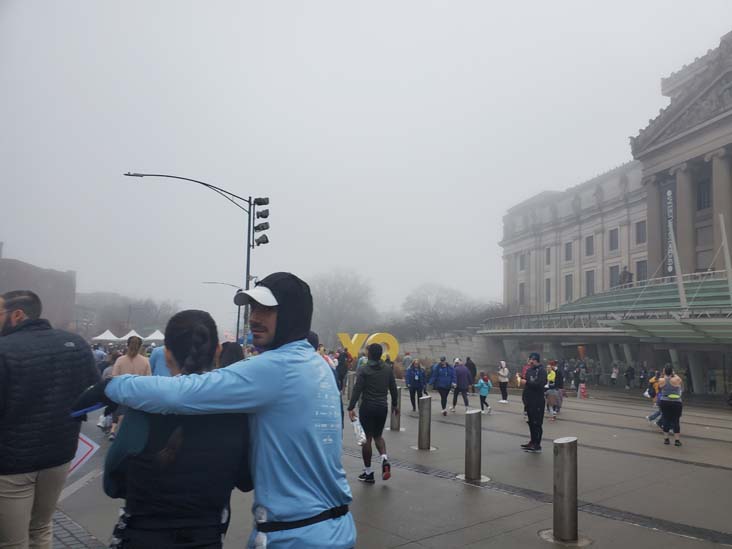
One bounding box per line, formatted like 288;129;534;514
631;31;732;159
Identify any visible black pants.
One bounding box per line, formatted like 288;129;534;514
526;399;545;445
437;387;450;410
452;388;469;407
409;387;423;410
659;400;682;434
479;395;489;410
499;382;508;400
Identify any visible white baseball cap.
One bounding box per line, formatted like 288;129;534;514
236;286;278;307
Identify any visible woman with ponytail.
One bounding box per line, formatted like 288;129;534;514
103;310;252;548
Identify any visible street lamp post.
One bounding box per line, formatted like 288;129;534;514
125;172;270;343
202;281;243;341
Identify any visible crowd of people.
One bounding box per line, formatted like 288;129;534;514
0;276;357;549
0;282;691;549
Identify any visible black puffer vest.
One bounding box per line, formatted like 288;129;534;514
0;319;100;474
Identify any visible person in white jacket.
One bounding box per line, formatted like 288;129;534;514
497;361;510;403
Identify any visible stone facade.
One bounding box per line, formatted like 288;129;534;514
632;31;732;276
500;162;647;314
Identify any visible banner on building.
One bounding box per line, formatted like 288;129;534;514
658;177;677;276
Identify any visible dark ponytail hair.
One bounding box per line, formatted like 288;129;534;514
157;310;219;466
164;310;219;375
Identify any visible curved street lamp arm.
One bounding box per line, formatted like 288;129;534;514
124;172;250;211
202;281;242;290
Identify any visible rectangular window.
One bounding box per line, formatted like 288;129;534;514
635;221;647;245
696;225;713;247
519;254;526;271
609;228;619;251
585;270;595;296
697;179;712;210
609;265;620;288
545;278;551;303
564;242;573;262
518;283;526;305
636;260;648;282
585;235;594;257
545;247;551;266
565;274;573;303
696;249;714;271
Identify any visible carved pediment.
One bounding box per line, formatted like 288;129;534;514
632;31;732;158
632;70;732;156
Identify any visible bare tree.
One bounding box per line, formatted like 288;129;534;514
310;270;379;349
394;283;505;340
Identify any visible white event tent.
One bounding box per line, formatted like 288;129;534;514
144;330;164;342
91;330;120;341
120;330;144;340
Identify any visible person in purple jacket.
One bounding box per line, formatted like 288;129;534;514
451;358;473;413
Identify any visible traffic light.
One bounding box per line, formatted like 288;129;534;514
253;197;270;247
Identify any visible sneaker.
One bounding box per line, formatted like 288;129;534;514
382;461;391;481
481;410;486;415
357;472;375;484
664;438;670;445
108;433;116;441
486;406;492;414
674;440;682;447
450;407;456;413
520;442;532;449
524;444;542;453
442;410;447;416
499;400;508;403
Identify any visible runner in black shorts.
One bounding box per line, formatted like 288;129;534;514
348;343;399;484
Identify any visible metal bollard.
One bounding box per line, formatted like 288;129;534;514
464;409;482;481
390;387;402;431
346;371;356;402
553;437;578;542
417;395;431;449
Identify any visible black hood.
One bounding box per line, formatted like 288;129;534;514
257;272;313;350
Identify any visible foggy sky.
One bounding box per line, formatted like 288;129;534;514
3;1;732;334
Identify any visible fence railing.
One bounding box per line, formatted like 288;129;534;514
480;307;732;331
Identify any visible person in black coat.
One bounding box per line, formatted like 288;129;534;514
520;352;547;453
101;310;252;548
0;291;99;548
465;357;478;393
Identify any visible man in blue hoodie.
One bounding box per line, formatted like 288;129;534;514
429;356;456;416
97;273;355;549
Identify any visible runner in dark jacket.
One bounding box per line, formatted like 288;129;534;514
348;343;398;484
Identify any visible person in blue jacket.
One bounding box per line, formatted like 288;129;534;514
474;371;493;415
405;359;426;412
148;345;170;377
429;356;456;416
81;273;356;549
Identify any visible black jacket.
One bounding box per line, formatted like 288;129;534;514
105;409;251;529
0;319;99;474
348;360;398;410
522;363;547;402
